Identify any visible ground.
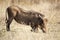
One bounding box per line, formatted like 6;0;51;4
0;0;60;40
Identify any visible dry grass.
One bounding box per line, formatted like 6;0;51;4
0;0;60;40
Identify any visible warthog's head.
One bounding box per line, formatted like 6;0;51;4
38;15;48;33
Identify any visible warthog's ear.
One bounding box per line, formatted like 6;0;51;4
44;18;48;22
43;17;48;24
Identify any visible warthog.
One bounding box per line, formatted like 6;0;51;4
5;5;48;33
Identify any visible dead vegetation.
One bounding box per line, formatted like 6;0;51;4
0;0;60;40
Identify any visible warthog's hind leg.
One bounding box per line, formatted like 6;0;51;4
6;17;13;31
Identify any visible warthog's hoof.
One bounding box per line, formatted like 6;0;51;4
7;29;10;31
31;29;38;33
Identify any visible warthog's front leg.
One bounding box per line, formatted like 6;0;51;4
31;23;38;33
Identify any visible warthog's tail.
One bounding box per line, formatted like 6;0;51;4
5;8;8;23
